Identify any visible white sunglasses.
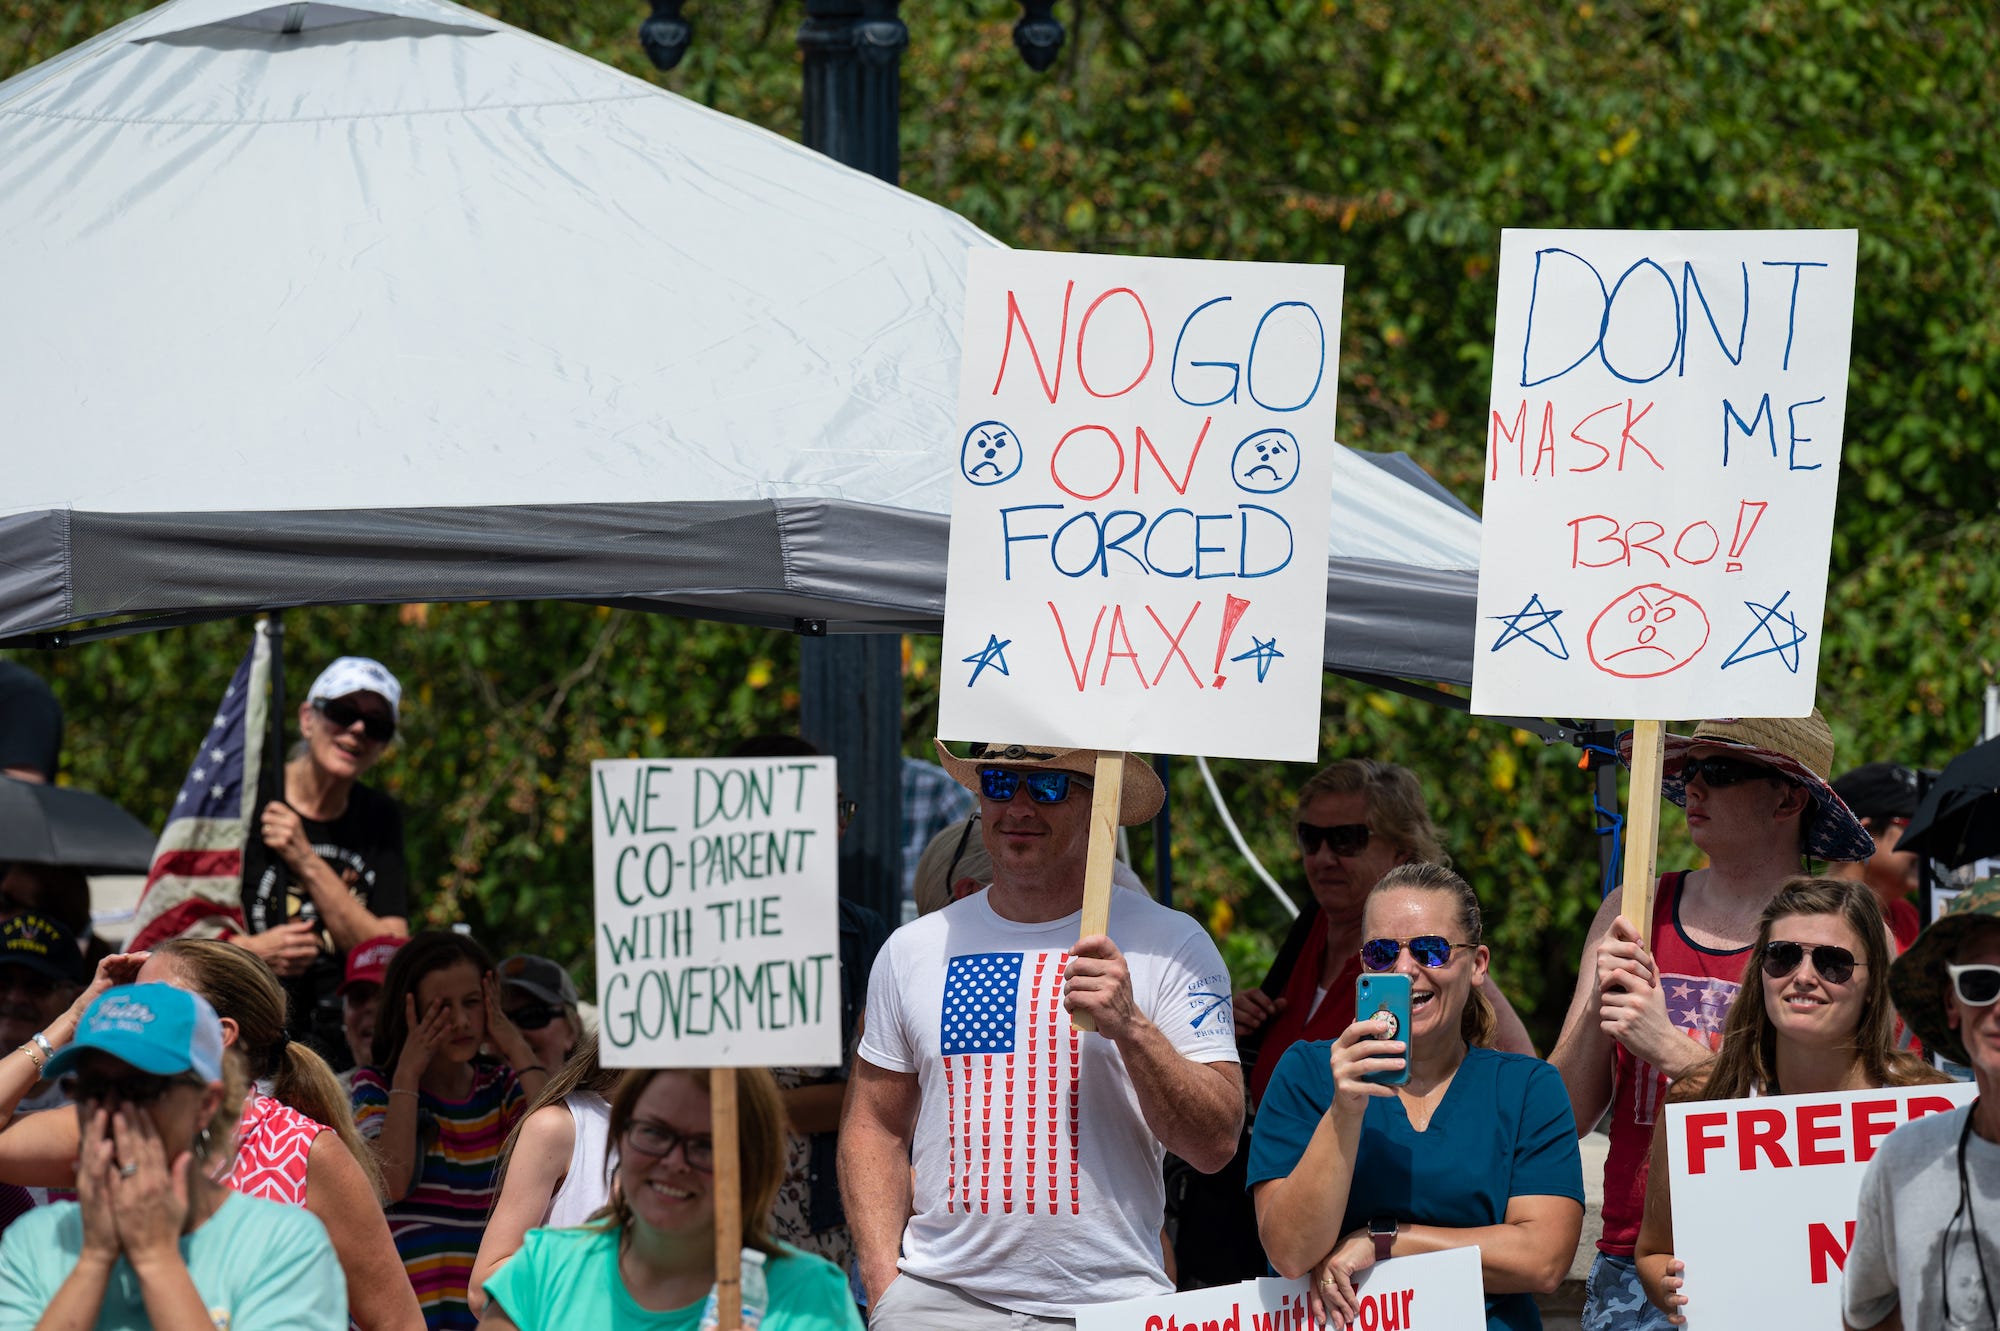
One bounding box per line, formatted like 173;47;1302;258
1946;963;2000;1008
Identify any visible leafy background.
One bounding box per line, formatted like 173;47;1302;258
5;0;1996;1046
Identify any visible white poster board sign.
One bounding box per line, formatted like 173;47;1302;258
938;249;1343;761
1666;1082;1977;1328
590;756;841;1068
1073;1249;1483;1331
1472;229;1857;719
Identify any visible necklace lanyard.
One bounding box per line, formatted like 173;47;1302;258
1945;1100;1996;1330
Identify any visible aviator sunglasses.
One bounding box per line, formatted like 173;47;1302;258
1676;754;1774;789
314;696;395;743
1761;940;1863;986
1296;822;1372;857
978;768;1089;805
1947;963;2000;1008
1361;935;1475;971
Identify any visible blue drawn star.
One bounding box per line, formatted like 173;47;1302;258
1721;591;1808;673
1229;636;1284;683
1489;593;1570;660
963;633;1013;686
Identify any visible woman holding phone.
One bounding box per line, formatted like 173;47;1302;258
1633;878;1949;1322
1248;863;1584;1331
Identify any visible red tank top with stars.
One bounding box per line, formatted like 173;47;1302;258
228;1091;325;1206
1598;871;1750;1256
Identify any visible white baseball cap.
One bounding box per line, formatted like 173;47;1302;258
306;657;403;723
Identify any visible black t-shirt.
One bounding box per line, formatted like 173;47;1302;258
241;783;408;1057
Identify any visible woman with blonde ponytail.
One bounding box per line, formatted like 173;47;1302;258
0;942;422;1331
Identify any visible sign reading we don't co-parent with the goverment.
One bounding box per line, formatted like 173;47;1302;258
938;250;1343;762
591;757;841;1068
1472;229;1857;720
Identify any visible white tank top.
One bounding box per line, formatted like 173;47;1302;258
545;1091;612;1228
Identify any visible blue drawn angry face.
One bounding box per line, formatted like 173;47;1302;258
960;420;1024;486
1229;428;1300;494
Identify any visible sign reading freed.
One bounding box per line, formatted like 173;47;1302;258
938;249;1343;762
1666;1081;1977;1329
1072;1249;1483;1331
591;757;841;1068
1472;229;1857;720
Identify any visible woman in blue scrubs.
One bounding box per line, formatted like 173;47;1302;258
1247;863;1584;1331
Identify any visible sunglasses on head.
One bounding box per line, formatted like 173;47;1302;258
1297;822;1371;857
59;1071;201;1106
978;768;1088;805
1677;754;1775;789
1761;940;1862;985
624;1119;715;1172
1948;963;2000;1008
1361;935;1473;971
313;697;394;742
505;1004;563;1031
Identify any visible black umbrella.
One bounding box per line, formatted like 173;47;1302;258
0;775;157;875
1899;734;2000;869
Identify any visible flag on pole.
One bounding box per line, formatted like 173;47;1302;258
127;621;274;950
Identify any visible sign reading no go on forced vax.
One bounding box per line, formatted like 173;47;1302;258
938;249;1343;762
591;757;841;1069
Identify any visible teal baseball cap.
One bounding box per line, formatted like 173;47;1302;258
43;983;225;1083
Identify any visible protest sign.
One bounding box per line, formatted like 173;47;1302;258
938;249;1343;763
1072;1249;1483;1331
591;756;841;1069
1471;229;1857;720
1666;1081;1978;1329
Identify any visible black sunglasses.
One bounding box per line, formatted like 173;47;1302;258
59;1072;201;1105
1762;940;1863;986
625;1120;715;1172
1361;935;1474;971
505;1004;563;1031
1677;754;1775;789
1297;821;1371;857
978;768;1088;804
314;697;395;742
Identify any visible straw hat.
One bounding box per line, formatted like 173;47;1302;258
1887;877;2000;1066
1621;710;1875;862
933;740;1164;826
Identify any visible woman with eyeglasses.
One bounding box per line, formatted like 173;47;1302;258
354;931;548;1331
0;984;346;1330
1249;863;1584;1331
478;1066;862;1331
1634;878;1950;1323
223;656;410;1070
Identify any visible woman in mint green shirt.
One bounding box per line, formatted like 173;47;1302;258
479;1067;860;1331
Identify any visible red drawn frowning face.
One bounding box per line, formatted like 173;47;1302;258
1587;583;1711;678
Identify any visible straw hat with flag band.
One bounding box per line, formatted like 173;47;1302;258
933;740;1165;827
1618;710;1875;863
1888;877;2000;1067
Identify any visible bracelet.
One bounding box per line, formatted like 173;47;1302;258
30;1032;55;1063
389;1088;420;1099
17;1043;44;1073
518;1064;548;1076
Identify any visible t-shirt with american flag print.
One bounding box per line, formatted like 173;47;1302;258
858;884;1238;1319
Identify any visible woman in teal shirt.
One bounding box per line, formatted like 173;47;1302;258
1248;864;1584;1331
479;1066;860;1331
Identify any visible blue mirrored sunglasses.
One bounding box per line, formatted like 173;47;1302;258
978;768;1090;804
1360;935;1472;971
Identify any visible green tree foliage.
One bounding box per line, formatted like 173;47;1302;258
6;1;1995;1044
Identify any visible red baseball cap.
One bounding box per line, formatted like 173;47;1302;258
338;935;406;995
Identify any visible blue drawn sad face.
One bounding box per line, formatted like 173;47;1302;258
1229;428;1300;494
960;420;1024;486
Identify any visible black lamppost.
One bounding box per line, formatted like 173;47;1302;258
637;1;1064;933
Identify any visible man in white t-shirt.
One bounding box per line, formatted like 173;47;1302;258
840;741;1243;1328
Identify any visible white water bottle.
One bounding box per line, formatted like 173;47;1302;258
697;1249;768;1330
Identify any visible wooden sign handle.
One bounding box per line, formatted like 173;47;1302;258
712;1067;742;1331
1072;751;1128;1033
1620;721;1667;930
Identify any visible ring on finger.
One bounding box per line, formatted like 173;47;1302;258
118;1163;139;1177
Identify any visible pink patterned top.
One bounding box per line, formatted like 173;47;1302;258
229;1091;325;1206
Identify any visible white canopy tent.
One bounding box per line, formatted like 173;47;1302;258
0;0;1482;685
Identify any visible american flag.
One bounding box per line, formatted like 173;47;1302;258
939;950;1080;1216
126;623;273;950
1633;972;1740;1124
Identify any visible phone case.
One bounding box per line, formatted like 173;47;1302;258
1355;972;1412;1086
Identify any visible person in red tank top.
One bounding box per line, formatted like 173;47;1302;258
1548;711;1877;1331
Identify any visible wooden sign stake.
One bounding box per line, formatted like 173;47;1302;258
711;1066;743;1331
1072;751;1128;1033
1620;721;1667;929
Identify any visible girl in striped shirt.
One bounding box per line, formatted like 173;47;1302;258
353;932;549;1331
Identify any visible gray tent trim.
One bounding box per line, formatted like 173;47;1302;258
0;502;1478;687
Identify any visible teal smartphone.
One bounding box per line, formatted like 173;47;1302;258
1356;973;1411;1086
